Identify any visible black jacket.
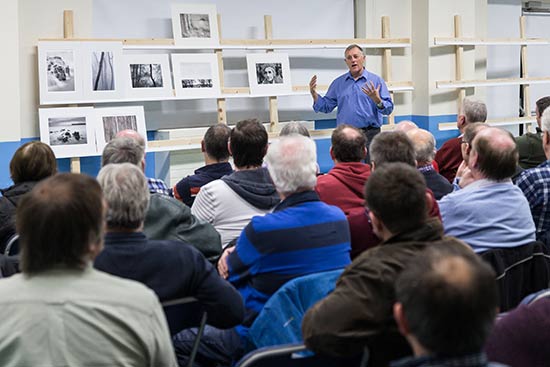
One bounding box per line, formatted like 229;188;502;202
0;182;36;253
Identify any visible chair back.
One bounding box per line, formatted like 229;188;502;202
161;297;206;336
480;241;550;312
4;234;19;256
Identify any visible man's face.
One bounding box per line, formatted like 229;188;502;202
345;47;365;75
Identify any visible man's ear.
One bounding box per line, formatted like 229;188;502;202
425;192;434;214
369;209;384;236
227;141;233;157
141;158;146;172
362;147;367;160
457;114;466;129
329;146;336;161
393;302;410;337
201;139;206;153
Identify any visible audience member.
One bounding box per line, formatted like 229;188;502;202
94;163;243;357
407;128;452;199
392;244;500;367
516;107;550;240
302;163;456;365
516;96;550;169
0;141;56;252
394;120;418;133
439;127;535;252
173;124;233;206
102;137;222;261
435;98;487;182
177;134;352;366
192;119;279;247
279;121;311;137
116;129;172;196
454;122;489;189
315;124;370;214
0;173;177;366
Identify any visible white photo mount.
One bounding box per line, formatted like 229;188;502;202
95;106;147;152
39;107;97;158
81;41;125;101
246;53;292;96
38;41;84;104
124;54;173;99
171;53;221;98
171;4;220;47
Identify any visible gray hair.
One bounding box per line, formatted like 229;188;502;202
394;120;418;133
462;98;487;124
279;121;311;137
345;44;364;56
542;107;550;132
407;129;436;165
370;131;416;167
101;137;145;167
97;163;149;230
265;135;317;195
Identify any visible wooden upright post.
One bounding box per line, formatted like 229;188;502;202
381;16;395;126
454;15;465;110
64;10;81;173
520;16;532;132
264;15;279;133
216;14;227;124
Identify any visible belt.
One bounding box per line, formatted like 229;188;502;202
360;126;380;131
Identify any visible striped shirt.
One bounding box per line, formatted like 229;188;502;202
515;160;550;235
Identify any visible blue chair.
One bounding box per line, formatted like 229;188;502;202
235;343;367;367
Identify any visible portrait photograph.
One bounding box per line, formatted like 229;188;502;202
246;53;292;96
39;107;97;158
171;4;219;46
81;42;125;101
171;53;221;98
124;54;172;98
95;106;147;151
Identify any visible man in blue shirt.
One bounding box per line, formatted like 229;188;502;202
310;44;394;161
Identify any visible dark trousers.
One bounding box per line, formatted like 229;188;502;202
360;126;381;164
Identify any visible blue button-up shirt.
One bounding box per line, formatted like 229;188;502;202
313;68;394;128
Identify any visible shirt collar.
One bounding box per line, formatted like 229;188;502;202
345;67;368;81
104;231;148;246
274;190;319;212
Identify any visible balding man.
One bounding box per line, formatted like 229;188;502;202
439;127;535;252
407;128;452;199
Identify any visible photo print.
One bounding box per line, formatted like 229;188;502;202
256;63;284;84
130;63;164;88
92;51;115;91
171;54;221;98
125;54;172;98
46;51;75;92
171;4;219;46
95;106;147;151
246;53;292;96
39;107;97;158
81;42;124;101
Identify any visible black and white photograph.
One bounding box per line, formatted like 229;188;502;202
46;51;75;92
180;13;210;38
171;4;219;46
171;54;221;98
92;51;115;91
180;62;213;88
130;63;164;88
256;63;284;84
102;115;137;142
48;117;88;146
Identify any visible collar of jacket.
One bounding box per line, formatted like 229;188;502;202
274;190;320;212
382;218;444;246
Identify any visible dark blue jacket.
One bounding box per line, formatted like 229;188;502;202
174;162;233;206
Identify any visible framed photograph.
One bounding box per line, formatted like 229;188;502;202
124;54;173;98
246;53;292;96
81;42;125;101
171;54;220;98
38;41;84;104
39;107;97;158
171;4;219;47
95;106;147;152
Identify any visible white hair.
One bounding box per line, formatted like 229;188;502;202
462;98;487;124
542;107;550;132
265;135;317;195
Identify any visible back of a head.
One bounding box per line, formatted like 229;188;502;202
10;141;57;184
265;134;317;196
396;243;498;355
369;131;416;167
97;163;149;230
536;96;550;117
472;127;518;180
279;121;311;138
365;162;427;234
115;129;146;148
462;122;488;145
462;98;487;124
17;173;104;275
230;119;268;168
204;124;231;161
331;124;366;162
101;137;145;167
394;120;418;133
541;106;550;132
407;129;435;165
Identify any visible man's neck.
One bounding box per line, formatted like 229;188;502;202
107;226;142;233
234;165;262;171
204;155;229;166
350;67;365;80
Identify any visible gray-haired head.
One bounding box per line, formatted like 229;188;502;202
370;131;416;168
115;129;146;148
407;128;436;166
101;137;145;167
265;134;317;196
279;121;311;138
394;120;418;133
345;44;364;56
462;98;487;124
541;107;550;133
97;163;149;230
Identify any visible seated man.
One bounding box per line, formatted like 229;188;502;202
95;163;244;330
315;124;371;215
435;98;487;182
516;96;550;169
439;127;536;252
407;128;452;199
0;173;176;366
102;137;222;261
392;244;500;367
302;163;456;365
192;119;280;247
515;107;550;240
174;124;233;207
176;134;352;366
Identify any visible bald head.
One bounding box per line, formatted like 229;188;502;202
470;127;518;180
395;120;418;133
331;124;366;162
407;129;435;166
116;129;145;148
